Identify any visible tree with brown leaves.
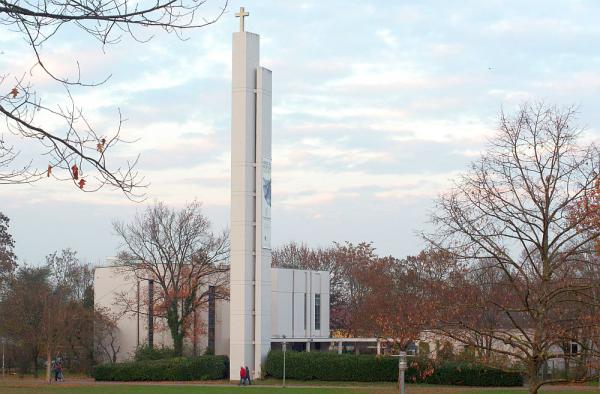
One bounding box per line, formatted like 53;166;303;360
350;248;459;354
0;211;17;285
272;241;377;334
571;178;600;253
1;254;94;381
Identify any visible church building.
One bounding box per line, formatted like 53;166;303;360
94;267;330;365
94;8;331;380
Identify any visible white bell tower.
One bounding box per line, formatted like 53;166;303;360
229;6;272;380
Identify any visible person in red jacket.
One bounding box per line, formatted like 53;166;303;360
239;366;246;386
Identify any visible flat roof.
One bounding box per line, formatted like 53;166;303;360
270;337;380;343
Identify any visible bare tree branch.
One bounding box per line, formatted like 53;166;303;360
425;103;600;394
112;200;229;355
0;0;228;198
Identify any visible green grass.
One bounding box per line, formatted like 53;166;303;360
0;381;598;394
0;385;371;394
260;379;397;386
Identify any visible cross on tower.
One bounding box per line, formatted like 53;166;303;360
235;7;249;32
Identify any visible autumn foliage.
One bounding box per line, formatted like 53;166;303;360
273;242;445;349
351;250;453;349
0;249;96;379
571;178;600;253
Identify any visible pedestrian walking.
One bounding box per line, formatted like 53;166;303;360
245;366;251;385
239;366;246;386
52;359;62;382
57;361;64;382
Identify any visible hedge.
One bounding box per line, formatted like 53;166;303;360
92;355;229;381
134;345;178;361
264;351;522;387
425;362;523;386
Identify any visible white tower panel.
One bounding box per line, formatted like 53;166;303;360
229;24;272;380
255;66;272;376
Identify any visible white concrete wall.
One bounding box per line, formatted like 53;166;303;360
94;266;138;362
215;298;230;356
271;268;330;339
418;330;580;372
95;266;224;362
94;267;174;362
94;266;330;362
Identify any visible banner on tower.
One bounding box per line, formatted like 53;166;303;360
261;160;271;248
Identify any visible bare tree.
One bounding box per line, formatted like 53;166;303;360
47;248;93;301
0;137;34;184
0;0;228;198
94;307;121;363
426;103;600;393
113;201;229;355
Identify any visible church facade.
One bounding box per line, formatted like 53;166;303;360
94;266;330;363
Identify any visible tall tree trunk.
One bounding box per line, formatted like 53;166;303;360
193;310;197;356
45;346;51;383
529;382;542;394
173;333;184;356
528;360;542;394
167;304;184;356
31;347;39;378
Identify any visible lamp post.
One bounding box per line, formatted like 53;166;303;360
398;351;407;394
2;345;4;379
136;281;140;348
282;335;287;388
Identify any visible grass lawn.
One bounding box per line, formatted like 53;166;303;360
1;380;599;394
0;385;367;394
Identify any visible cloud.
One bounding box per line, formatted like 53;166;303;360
429;43;464;57
376;29;398;48
274;167;457;209
4;0;600;266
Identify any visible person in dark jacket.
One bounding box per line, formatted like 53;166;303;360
239;366;246;386
53;359;63;382
245;366;251;385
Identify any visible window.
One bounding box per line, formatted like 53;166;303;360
314;293;321;331
571;343;578;355
303;293;307;330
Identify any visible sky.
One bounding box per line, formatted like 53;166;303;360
1;0;600;265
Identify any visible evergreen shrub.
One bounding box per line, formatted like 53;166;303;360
92;355;229;381
134;345;178;361
264;351;522;387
